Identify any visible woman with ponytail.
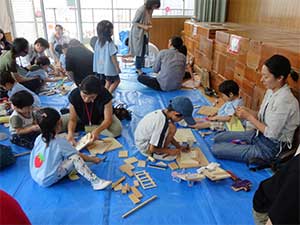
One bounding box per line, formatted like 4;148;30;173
137;36;186;91
212;54;300;163
30;107;111;190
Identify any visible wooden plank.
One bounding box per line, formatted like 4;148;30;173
168;162;179;170
124;157;138;164
197;106;219;116
111;176;126;189
174;128;196;143
120;164;134;177
114;183;123;191
131;186;143;199
133;180;140;187
118;150;128;158
176;148;209;169
122;195;157;218
137;160;146;168
128;193;141;204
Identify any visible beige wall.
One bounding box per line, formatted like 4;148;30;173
227;0;300;32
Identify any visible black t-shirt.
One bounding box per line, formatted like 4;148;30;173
65;46;93;86
253;154;300;224
68;87;112;125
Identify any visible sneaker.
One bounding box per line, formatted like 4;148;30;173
92;179;112;190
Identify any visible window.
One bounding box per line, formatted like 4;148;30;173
10;0;194;44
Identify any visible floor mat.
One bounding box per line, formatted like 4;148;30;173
0;69;271;225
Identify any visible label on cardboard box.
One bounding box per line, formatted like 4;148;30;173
228;35;241;54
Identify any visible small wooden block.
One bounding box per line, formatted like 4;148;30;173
174;128;197;143
114;183;123;191
121;185;128;194
68;170;80;181
129;193;140;204
168;162;179;170
87;140;112;155
124;157;138;165
75;133;92;151
111;176;126;189
118;150;128;158
103;137;123;152
133;180;140;187
131;186;143;198
125;183;131;192
137;160;146;168
197;106;219;116
120;164;134;177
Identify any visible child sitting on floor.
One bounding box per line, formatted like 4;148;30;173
0;71;41;107
9;91;40;149
190;80;243;130
25;56;63;84
134;96;195;161
30;107;112;190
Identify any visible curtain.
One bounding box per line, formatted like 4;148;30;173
194;0;228;22
0;0;13;33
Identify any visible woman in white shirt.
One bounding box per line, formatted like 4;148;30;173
49;24;69;63
212;55;300;163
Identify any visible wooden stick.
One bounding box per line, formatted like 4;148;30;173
14;151;31;157
111;176;126;189
122;195;157;218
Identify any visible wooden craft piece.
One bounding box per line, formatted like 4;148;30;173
168;162;179;170
103;137;123;152
122;185;128;194
111;176;126;189
176;148;209;168
133;180;140;187
197;106;219;116
129;193;141;204
125;183;130;192
122;195;157;218
203;167;231;181
114;183;123;191
131;186;143;198
134;170;157;190
119;150;128;158
87;140;112;155
137;160;146;168
124;157;138;165
174;128;196;143
148;164;166;170
120;164;134;177
75;133;92;151
87;137;122;155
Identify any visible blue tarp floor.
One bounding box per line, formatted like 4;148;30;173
0;67;271;225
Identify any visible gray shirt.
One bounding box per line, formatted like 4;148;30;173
154;48;186;91
258;84;300;143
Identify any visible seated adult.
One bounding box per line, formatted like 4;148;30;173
0;38;42;93
67;75;122;145
212;55;300;163
252;146;299;225
65;39;94;86
137;36;186;91
0;28;12;55
17;37;49;69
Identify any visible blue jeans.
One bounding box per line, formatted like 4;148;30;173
135;35;148;70
212;130;279;162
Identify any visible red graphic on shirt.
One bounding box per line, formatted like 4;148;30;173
34;153;44;168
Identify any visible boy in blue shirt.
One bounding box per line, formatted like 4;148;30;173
191;80;243;130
